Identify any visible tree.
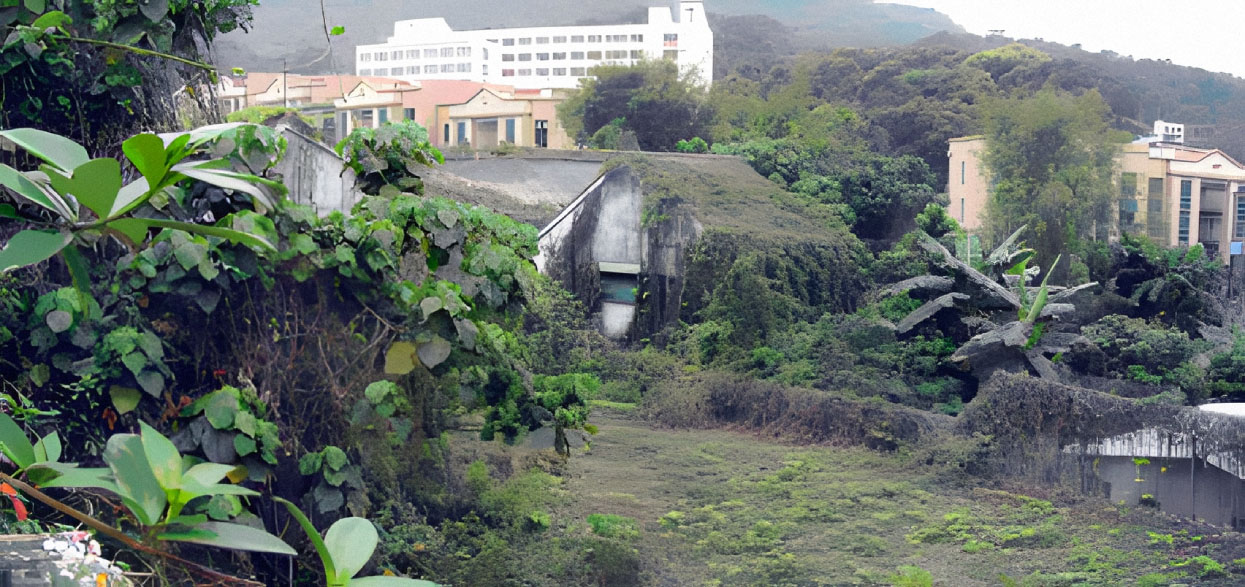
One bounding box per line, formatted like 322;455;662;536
981;88;1129;275
557;60;714;151
0;1;256;151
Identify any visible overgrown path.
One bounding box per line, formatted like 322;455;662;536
553;407;1245;585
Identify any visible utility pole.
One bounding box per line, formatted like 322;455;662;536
283;59;288;108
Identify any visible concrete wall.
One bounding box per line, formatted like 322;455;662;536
537;166;643;338
1095;456;1244;529
275;126;365;215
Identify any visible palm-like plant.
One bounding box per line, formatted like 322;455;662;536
0;124;281;282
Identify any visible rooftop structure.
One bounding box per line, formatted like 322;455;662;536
354;1;713;89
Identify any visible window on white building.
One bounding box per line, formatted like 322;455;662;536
457;47;471;57
605;50;627;59
502;54;515;62
483;48;488;59
587;51;602;60
482;65;488;75
518;68;531;76
536;68;549;76
407;66;419;74
440;47;454;57
360;53;372;62
424;64;437;74
391;50;402;59
424;48;437;58
570;67;586;76
553;67;566;76
360;68;372;75
553;36;567;43
587;35;601;42
571;51;585;60
376;52;388;61
630;50;643;59
502;69;514;77
502;38;515;46
552;52;566;60
518;53;531;61
664;33;678;46
536;37;549;44
518;38;531;45
630;34;643;42
441;64;454;73
537;53;549;61
406;50;419;59
571;35;584;43
607;35;627;42
663;50;677;61
457;63;471;72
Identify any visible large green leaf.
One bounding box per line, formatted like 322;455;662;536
122;134;169;194
275;497;337;580
351;577;441;587
109;177;153;219
30;10;71;30
103;433;167;526
181;462;238;489
1024;254;1061;323
127;218;275;251
48;158;122;220
139;421;182;492
0;411;35;469
109;386;142;415
0;128;89;172
29;463;114;490
158;521;296;555
0;230;72;273
0;163;70;217
33;431;61;463
325;517;379;582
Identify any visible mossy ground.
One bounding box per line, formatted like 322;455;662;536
538;406;1245;586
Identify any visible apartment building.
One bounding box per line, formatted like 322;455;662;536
947;135;1245;263
215;73;413;112
353;1;713;89
333;80;572;150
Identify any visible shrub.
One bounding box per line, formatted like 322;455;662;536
586;514;640;540
889;565;933;587
675;136;710;153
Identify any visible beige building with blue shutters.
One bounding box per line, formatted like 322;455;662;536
947;135;1245;264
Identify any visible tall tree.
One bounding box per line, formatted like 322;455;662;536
981;88;1129;273
557;59;714;151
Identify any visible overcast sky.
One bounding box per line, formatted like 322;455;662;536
886;0;1245;78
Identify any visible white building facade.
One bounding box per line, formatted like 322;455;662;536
354;1;713;89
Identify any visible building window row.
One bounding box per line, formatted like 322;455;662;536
501;34;643;46
359;47;470;62
500;67;588;77
361;63;472;76
502;50;648;62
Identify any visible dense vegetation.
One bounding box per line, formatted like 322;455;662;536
3;2;1245;585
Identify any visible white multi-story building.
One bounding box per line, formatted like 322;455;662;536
354;1;713;89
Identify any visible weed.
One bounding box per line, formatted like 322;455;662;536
587;514;640;540
888;565;933;587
